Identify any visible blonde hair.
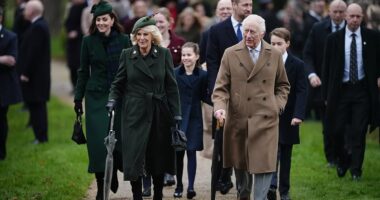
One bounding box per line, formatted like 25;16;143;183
131;25;163;46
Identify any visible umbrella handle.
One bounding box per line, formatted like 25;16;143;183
216;119;224;130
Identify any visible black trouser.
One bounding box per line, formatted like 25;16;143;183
333;81;369;176
66;39;81;88
26;102;48;142
0;106;9;160
270;144;293;196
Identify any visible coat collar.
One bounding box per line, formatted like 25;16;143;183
234;40;272;80
177;65;201;88
129;45;161;79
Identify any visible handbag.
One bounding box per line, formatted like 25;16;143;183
71;114;86;144
171;124;187;151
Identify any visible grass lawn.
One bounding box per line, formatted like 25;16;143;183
0;98;379;199
0;98;93;200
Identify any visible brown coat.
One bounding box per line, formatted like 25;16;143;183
212;41;290;173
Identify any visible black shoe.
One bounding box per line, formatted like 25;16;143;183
187;190;196;199
173;187;183;198
142;186;151;197
337;166;348;177
219;181;233;195
352;174;361;181
267;188;277;200
164;174;176;186
280;194;291;200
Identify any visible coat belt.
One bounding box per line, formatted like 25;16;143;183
126;91;166;123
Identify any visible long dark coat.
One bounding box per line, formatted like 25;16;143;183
174;65;209;151
18;18;51;103
322;27;380;133
0;28;22;107
74;31;131;173
109;45;181;181
279;54;308;145
212;41;290;173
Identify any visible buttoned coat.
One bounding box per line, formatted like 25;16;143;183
212;41;290;173
109;45;181;181
174;65;210;151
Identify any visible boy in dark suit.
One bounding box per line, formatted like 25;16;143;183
267;28;308;200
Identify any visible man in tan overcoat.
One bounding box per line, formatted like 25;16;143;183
212;14;290;200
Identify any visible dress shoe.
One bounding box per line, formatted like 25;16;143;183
187;190;196;199
164;174;176;186
267;188;277;200
142;186;151;197
337;166;348;177
219;181;233;195
280;193;291;200
352;174;361;181
173;187;183;198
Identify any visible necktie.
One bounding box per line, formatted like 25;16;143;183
236;23;242;42
335;25;340;32
250;49;256;64
349;33;358;83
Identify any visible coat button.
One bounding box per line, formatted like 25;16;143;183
248;115;251;118
264;115;268;118
263;97;266;101
263;80;266;83
247;97;251;101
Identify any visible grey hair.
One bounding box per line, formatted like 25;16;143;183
242;14;266;33
131;25;163;46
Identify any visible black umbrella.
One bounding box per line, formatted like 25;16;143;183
104;110;117;200
211;119;224;200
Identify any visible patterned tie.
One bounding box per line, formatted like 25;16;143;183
236;23;243;42
349;33;358;83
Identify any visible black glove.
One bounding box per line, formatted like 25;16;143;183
106;99;116;113
74;101;83;115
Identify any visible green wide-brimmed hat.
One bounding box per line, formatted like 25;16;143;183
91;0;113;18
131;15;157;34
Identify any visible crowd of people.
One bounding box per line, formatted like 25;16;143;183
0;0;379;200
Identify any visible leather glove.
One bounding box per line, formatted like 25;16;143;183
106;99;116;113
74;101;83;115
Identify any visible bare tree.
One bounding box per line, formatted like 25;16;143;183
42;0;65;35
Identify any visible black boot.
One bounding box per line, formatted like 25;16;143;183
131;178;143;200
152;174;164;200
95;172;104;200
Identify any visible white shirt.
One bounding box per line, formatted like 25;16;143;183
282;51;288;64
31;15;42;23
247;41;262;64
331;20;345;32
309;10;322;21
343;26;364;82
231;16;243;38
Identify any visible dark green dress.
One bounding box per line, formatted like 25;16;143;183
74;31;131;173
109;45;181;181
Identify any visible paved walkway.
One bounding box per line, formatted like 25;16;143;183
51;60;238;200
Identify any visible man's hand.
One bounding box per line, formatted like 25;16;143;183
309;75;322;88
291;118;302;126
0;55;16;67
20;74;29;82
214;109;226;124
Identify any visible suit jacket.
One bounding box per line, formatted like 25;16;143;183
206;17;239;96
19;17;51;103
212;40;290;173
174;65;209;150
279;54;308;145
0;27;22;107
322;27;380;132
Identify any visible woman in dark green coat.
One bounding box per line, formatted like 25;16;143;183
107;16;181;200
73;1;131;199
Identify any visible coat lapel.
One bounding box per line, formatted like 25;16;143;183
361;28;369;71
177;65;200;88
248;41;271;80
130;46;154;79
234;42;255;76
225;17;239;44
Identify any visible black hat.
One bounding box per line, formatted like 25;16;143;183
91;0;113;18
131;15;156;34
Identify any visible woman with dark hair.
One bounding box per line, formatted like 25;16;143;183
107;15;181;200
73;1;131;199
175;7;203;43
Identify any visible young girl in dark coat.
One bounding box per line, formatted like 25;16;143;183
173;42;210;199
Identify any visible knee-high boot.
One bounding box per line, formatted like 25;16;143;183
152;174;164;200
131;178;143;200
95;172;104;200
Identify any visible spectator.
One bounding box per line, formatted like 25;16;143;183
212;14;290;200
107;15;181;200
0;6;22;160
74;1;132;199
175;7;202;43
123;0;148;34
19;0;51;144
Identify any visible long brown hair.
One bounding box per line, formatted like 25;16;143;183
89;12;124;35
